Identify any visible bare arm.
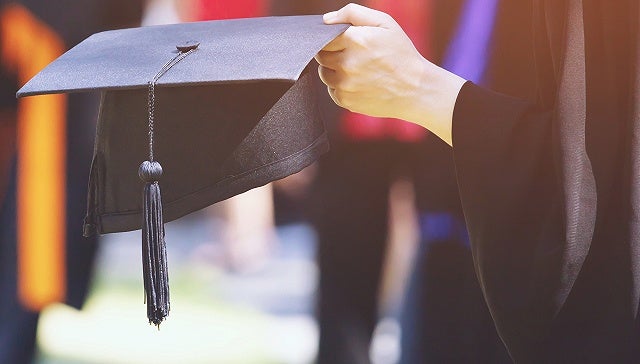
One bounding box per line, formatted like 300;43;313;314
315;3;466;146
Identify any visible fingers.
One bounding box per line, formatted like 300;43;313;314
326;86;351;110
323;3;396;29
326;87;343;108
317;65;340;89
315;50;343;70
317;51;357;92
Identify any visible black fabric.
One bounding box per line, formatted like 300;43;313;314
400;221;511;364
85;68;328;234
0;5;16;208
451;1;640;361
453;82;561;360
17;16;349;96
0;66;17;111
64;92;99;308
484;0;537;101
16;16;348;235
312;141;417;364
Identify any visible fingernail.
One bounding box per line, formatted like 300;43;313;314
323;11;338;23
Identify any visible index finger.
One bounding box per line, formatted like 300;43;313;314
323;3;397;29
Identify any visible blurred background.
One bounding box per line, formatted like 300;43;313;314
0;0;536;363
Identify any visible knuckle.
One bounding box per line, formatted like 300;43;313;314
318;67;333;86
382;12;396;23
334;74;354;93
329;89;343;107
348;29;370;48
343;3;362;17
317;65;326;82
334;91;350;107
340;58;356;74
344;3;357;12
341;98;356;112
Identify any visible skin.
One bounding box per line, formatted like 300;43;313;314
315;3;467;146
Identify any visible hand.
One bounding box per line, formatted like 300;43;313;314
316;4;423;119
316;3;466;146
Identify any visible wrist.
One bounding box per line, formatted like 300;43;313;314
401;57;466;146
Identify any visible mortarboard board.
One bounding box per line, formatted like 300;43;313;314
17;15;349;326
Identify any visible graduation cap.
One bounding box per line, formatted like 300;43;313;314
17;15;349;326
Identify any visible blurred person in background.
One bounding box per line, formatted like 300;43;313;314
297;2;445;362
0;1;143;362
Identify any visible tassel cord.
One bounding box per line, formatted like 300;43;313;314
147;49;196;161
140;44;197;327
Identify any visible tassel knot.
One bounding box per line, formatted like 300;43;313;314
139;160;163;182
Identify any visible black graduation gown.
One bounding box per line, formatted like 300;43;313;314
452;0;640;362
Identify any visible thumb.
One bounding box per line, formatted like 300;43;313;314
323;3;397;29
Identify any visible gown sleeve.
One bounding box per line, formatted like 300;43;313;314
452;81;567;360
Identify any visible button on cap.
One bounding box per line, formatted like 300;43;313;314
176;40;200;52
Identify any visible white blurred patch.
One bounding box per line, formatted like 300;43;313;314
370;317;401;364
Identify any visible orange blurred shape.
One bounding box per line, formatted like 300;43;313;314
1;3;67;311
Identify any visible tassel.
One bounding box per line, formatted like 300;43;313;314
139;160;169;327
136;43;197;327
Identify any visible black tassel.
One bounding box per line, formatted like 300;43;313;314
139;160;169;327
137;44;196;327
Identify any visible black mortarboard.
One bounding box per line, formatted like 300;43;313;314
17;15;348;326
